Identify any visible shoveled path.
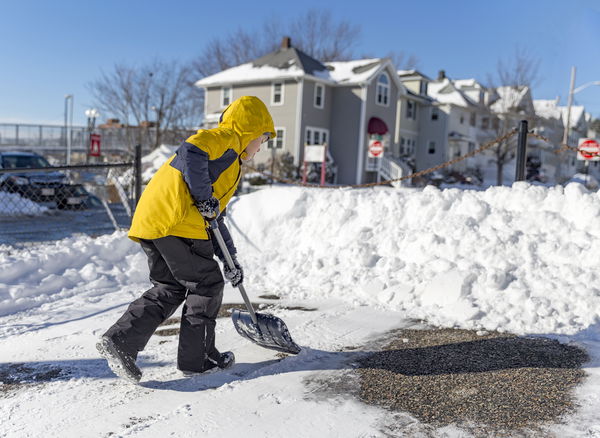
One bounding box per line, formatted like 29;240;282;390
356;328;588;436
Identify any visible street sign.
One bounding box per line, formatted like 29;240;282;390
304;145;326;162
577;138;600;161
368;139;384;158
89;133;101;157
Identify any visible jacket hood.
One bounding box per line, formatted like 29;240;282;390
218;96;276;152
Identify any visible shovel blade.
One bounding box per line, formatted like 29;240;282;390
231;309;302;355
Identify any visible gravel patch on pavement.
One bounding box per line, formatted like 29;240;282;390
356;328;588;436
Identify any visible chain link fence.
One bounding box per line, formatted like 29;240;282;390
0;148;141;249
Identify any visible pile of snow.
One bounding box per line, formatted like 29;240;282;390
2;183;600;338
0;191;48;216
142;144;178;182
0;232;146;316
228;183;600;336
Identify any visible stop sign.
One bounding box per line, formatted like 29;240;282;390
577;138;600;161
368;140;384;158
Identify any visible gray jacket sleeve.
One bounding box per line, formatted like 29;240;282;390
209;211;237;260
171;142;212;203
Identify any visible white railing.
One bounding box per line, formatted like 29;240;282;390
379;155;410;188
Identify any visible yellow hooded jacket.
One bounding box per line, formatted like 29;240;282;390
128;96;275;242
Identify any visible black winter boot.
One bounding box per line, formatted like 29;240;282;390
180;351;235;377
96;336;142;383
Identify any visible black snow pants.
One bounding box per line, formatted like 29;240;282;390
103;235;225;373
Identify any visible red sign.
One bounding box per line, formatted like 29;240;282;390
368;140;384;158
89;133;101;157
577;138;600;161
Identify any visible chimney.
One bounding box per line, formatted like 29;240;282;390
437;70;446;81
281;36;292;49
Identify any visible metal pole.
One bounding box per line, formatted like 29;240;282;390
270;146;275;187
134;143;142;207
515;120;528;182
320;143;327;186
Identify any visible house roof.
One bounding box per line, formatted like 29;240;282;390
489;86;531;113
252;46;328;76
533;99;563;121
427;78;478;108
558;105;586;127
397;69;432;81
195;45;401;89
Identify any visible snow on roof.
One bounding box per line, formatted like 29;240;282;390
533;99;562;121
320;58;382;84
427;79;476;107
558;105;586;127
196;57;386;87
453;79;481;89
195;61;305;87
490;86;530;113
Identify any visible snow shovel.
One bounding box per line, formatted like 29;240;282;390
209;220;302;354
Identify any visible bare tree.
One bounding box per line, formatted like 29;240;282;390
191;9;362;78
386;51;419;70
89;60;202;148
486;47;541;185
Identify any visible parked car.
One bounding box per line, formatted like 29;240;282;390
0;151;92;208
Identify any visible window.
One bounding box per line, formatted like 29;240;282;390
314;83;324;108
267;128;285;149
406;101;416;119
376;73;390;106
431;107;439;121
460;115;465;124
305;127;329;145
271;82;284;105
470;112;476;126
468;142;475;154
221;86;231;107
428;141;436;154
481;117;489;129
492;117;500;130
419;81;428;96
400;137;405;154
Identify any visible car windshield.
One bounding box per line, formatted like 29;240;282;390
1;155;51;169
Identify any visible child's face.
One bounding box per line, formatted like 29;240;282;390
242;134;269;161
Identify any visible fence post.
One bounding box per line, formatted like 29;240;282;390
134;144;142;207
515;120;528;182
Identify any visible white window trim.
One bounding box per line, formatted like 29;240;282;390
314;83;325;109
220;86;232;108
271;82;284;106
376;72;390;107
268;127;286;149
305;126;330;145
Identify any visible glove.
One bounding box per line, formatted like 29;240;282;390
196;197;220;220
223;256;244;287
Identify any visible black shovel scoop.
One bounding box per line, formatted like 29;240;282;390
210;220;302;355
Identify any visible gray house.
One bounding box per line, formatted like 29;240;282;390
196;38;408;185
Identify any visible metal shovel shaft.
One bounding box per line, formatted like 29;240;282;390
209;220;258;325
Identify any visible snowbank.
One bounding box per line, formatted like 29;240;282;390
0;191;48;216
228;183;600;336
2;183;600;338
142;144;177;182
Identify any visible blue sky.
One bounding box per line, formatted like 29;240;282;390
1;0;599;126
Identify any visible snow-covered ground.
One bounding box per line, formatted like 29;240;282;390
2;183;600;437
0;192;48;216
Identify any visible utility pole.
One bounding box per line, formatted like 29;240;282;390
64;94;73;165
562;66;576;148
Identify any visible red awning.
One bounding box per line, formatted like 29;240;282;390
367;117;388;135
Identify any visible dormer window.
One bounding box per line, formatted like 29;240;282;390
272;82;284;105
314;83;324;109
376;73;390;106
221;86;231;108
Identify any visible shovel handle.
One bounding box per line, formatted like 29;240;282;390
209;220;258;325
